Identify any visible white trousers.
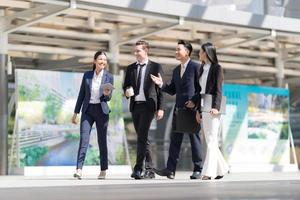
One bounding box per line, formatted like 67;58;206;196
201;112;229;178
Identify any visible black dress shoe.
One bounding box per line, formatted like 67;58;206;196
143;169;155;179
215;175;224;179
190;171;201;179
131;170;143;179
153;168;175;179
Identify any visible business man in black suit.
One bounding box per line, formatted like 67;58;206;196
151;40;202;179
123;40;164;179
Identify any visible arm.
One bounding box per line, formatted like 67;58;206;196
212;65;223;110
74;73;86;114
161;70;176;96
122;66;131;99
100;75;114;102
156;64;165;111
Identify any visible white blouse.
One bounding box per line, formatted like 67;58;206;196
89;70;104;104
199;62;211;94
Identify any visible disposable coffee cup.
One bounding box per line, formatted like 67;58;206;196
126;86;134;97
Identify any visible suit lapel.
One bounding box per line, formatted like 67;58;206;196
181;60;191;80
133;64;138;86
143;61;151;90
87;71;93;93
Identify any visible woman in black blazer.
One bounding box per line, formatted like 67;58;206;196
187;42;228;180
72;50;114;180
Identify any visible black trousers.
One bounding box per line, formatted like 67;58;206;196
76;104;109;170
166;110;202;173
132;102;155;172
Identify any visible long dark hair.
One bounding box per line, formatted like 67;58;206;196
201;42;218;64
92;50;107;71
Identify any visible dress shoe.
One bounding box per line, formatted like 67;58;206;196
143;169;155;179
131;170;143;179
153;168;175;179
73;172;82;180
215;175;224;180
98;170;106;179
190;171;201;179
201;176;211;180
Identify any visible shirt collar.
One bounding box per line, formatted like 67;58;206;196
136;58;149;66
203;61;211;69
181;58;190;69
94;69;104;79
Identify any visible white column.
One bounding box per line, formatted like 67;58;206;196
0;18;8;174
109;30;120;75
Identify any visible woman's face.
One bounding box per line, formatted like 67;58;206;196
94;54;107;72
199;48;207;63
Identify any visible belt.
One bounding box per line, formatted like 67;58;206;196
135;101;146;104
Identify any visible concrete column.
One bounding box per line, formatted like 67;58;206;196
275;41;285;88
109;30;120;75
0;32;8;175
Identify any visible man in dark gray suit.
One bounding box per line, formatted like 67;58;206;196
151;40;202;179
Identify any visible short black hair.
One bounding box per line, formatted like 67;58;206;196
93;50;107;71
178;40;193;56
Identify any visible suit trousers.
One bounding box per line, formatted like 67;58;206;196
166;111;203;173
132;102;155;172
76;103;109;170
201;112;229;178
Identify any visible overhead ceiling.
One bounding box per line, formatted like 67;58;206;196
2;0;300;86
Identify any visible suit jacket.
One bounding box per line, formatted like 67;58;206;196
123;60;164;112
74;70;114;115
194;63;223;111
162;59;201;108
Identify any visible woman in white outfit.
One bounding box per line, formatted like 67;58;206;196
187;42;229;180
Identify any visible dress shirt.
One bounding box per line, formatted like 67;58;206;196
199;62;211;94
89;70;104;104
135;59;148;101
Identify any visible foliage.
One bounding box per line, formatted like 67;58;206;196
20;146;48;166
85;146;100;165
43;94;63;124
18;84;41;101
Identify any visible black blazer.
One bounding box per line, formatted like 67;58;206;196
74;70;114;115
194;63;223;111
162;59;201;108
123;60;164;112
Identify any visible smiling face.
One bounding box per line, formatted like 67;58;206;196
175;44;190;62
134;44;148;63
93;53;107;73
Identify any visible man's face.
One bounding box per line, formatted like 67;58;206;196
175;44;189;61
134;45;148;63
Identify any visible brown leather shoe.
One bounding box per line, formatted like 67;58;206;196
201;176;211;180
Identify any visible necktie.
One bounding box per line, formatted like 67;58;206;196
180;64;185;78
135;63;146;95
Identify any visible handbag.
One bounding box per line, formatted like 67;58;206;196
173;108;200;134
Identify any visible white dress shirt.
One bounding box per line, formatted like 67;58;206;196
199;62;211;94
180;58;190;78
90;70;104;104
135;59;148;101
